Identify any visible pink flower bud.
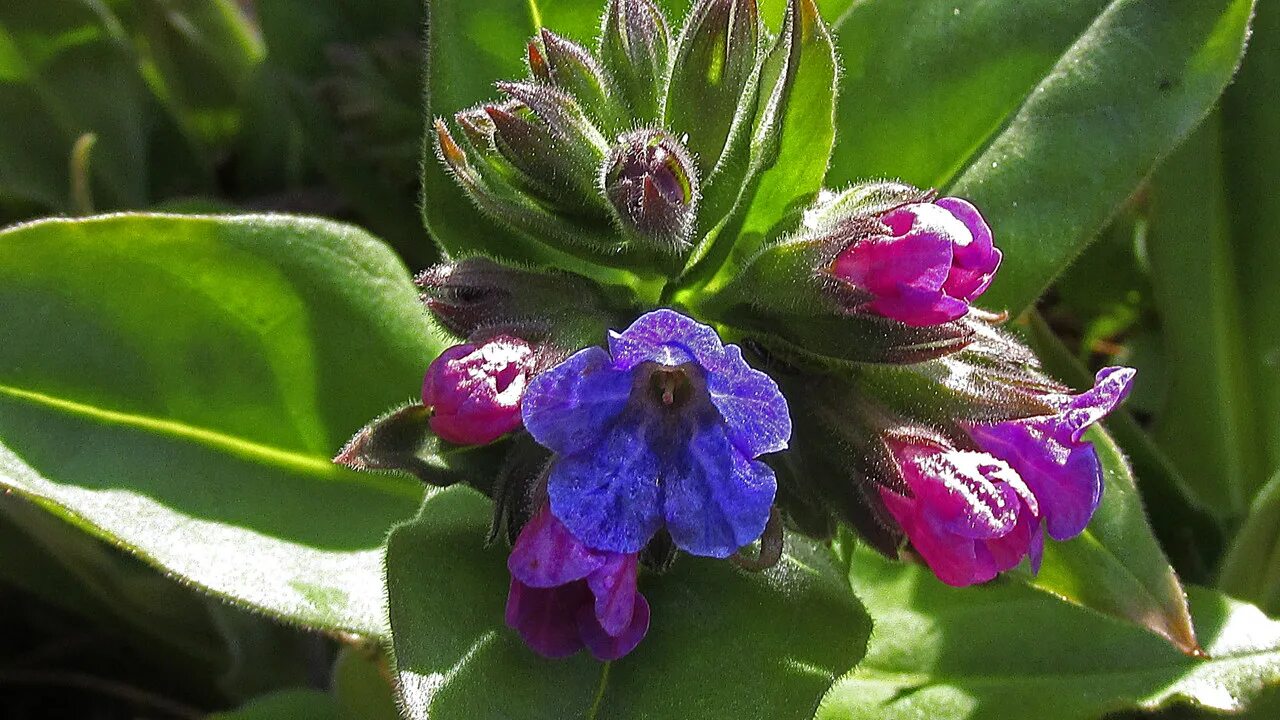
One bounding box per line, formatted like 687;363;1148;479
830;197;1001;327
879;438;1042;587
421;337;535;445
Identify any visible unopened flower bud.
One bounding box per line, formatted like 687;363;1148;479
602;129;700;251
478;82;609;211
423;337;535;445
666;0;761;175
880;436;1043;587
416;258;621;346
600;0;671;121
531;30;617;128
830;197;1002;327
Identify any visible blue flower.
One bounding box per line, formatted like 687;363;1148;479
521;309;791;558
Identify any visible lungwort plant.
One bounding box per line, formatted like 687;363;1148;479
3;0;1280;718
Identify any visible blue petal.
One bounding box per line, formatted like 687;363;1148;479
521;346;633;456
608;308;727;371
547;409;663;554
705;344;791;458
661;411;777;558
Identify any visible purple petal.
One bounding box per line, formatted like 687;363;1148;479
862;286;970;327
970;419;1104;541
832;209;954;297
607;308;728;371
586;553;640;637
879;488;996;587
505;579;590;658
578;592;650;661
1055;366;1136;444
546;409;664;554
508;506;609;588
661;411;777;558
705;344;792;457
902;448;1024;540
935;197;1000;302
521;346;633;456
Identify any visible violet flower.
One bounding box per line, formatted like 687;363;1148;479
879;441;1043;587
521;309;791;558
881;367;1136;587
965;366;1136;541
422;336;534;445
830;197;1001;327
506;505;649;660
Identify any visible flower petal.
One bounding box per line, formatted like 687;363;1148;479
607;308;727;371
505;579;590;659
522;346;633;456
969;420;1104;541
879;488;997;587
586;553;640;637
661;411;776;558
935;196;1000;301
508;506;609;588
546;408;664;554
578;592;650;661
705;344;792;457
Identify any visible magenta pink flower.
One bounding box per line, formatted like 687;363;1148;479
830;197;1000;327
421;336;534;445
505;505;649;660
879;439;1043;587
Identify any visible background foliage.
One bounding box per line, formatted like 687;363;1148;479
1;0;1278;717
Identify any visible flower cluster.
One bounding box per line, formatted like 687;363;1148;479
339;0;1135;662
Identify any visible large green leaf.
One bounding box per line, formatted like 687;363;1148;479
819;543;1280;720
1028;427;1198;654
1145;115;1261;519
1222;0;1280;482
386;485;868;719
828;0;1253;313
1220;471;1280;615
0;214;439;636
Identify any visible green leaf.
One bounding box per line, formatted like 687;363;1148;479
118;0;263;146
1145;115;1261;519
1222;0;1280;483
0;493;227;669
1220;470;1280;615
386;485;869;719
819;543;1280;720
0;214;439;636
827;0;1253;313
211;690;338;720
1026;426;1199;655
333;646;402;720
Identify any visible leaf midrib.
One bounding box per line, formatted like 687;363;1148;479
0;383;418;499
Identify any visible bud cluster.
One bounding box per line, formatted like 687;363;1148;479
341;0;1137;663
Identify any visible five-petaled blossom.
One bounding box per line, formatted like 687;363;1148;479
879;366;1135;586
422;336;534;445
831;197;1001;327
506;505;649;660
521;309;792;559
